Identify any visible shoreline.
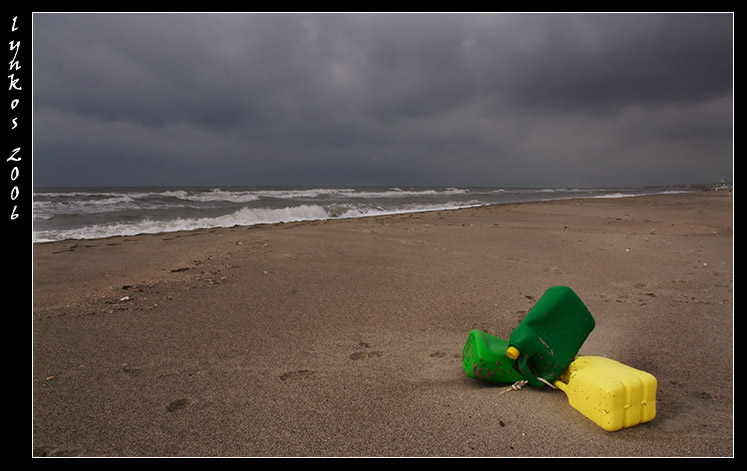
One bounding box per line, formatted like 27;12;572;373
33;191;733;457
31;189;706;246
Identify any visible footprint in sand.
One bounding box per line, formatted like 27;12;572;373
121;364;142;376
279;369;315;381
52;245;78;254
34;446;84;457
349;351;384;360
348;341;384;360
166;398;191;412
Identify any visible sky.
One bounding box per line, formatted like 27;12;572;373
32;13;733;189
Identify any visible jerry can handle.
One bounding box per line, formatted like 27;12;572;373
507;346;552;388
518;355;549;388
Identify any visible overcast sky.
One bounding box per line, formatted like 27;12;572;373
32;13;733;188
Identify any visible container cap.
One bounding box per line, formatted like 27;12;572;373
506;346;520;360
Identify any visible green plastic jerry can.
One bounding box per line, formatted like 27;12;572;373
462;329;526;384
507;286;595;388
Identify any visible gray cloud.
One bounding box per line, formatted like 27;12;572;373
32;13;733;188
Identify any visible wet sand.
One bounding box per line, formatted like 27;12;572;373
32;191;733;457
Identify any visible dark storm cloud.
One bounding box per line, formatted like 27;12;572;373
474;14;732;114
32;13;733;187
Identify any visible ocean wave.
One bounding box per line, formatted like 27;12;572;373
32;194;142;219
240;187;471;201
172;189;261;203
591;192;648;199
34;204;362;242
32;200;486;243
348;187;470;199
38;204;318;241
31;186;671;243
34;186;471;205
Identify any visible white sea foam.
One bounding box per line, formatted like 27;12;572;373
32;186;671;243
171;188;261;203
591;192;659;199
32;200;486;242
32;204;325;242
237;187;469;200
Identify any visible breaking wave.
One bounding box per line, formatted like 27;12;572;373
32;186;677;242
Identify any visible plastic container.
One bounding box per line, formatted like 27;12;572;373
462;329;526;384
507;286;595;387
553;355;657;432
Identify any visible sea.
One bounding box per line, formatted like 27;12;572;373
32;186;686;243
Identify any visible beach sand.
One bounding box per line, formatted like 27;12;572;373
32;191;733;457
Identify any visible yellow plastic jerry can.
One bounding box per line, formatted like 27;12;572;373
553;356;657;432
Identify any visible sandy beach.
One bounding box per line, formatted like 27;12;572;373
32;191;733;457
